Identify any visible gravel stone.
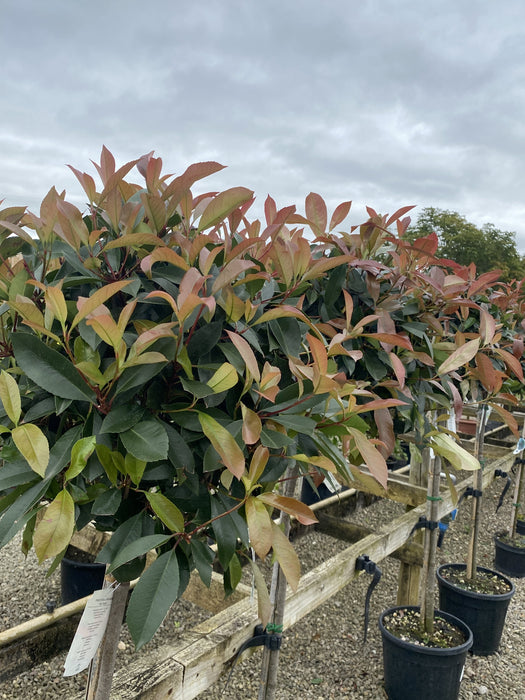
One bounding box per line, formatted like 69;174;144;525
0;476;523;699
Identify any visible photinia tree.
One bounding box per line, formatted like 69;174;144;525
0;149;406;656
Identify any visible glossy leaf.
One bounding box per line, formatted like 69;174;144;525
11;334;96;402
249;559;271;627
430;433;480;471
258;493;318;525
120;420;169;462
107;534;171;574
33;489;75;562
71;280;133;330
0;370;21;426
125;453;147;486
126;549;180;650
437;338;481;375
246;496;272;559
241;404;262;445
64;436;97;481
198;187;254;231
198;413;245;479
270;520;301;591
207;362;238;393
12;424;49;477
146;492;185;532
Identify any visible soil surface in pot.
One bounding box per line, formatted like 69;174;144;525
497;531;525;549
382;608;467;648
64;545;97;564
439;566;512;595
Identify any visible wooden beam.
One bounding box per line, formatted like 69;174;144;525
105;452;514;700
315;512;423;566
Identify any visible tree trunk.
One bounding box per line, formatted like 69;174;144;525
466;405;487;579
257;466;298;700
419;449;441;634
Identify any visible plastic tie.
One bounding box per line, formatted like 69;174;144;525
221;624;283;695
355;555;382;643
426;495;443;502
409;515;439;538
458;486;482;506
494;469;511;512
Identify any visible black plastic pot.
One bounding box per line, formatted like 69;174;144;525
61;553;106;605
494;533;525;578
379;606;472;700
436;564;515;655
516;518;525;536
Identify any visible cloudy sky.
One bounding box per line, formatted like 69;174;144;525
2;0;525;249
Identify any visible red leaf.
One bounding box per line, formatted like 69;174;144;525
305;192;327;235
329;201;352;231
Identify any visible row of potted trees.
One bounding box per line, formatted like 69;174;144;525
0;148;523;698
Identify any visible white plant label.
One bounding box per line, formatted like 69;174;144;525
63;587;115;676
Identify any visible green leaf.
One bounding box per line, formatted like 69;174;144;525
33;489;75;562
430;433;480;471
11;334;96;402
100;404;146;434
197;413;245;479
126;549;180;650
146;492;185;532
210;498;238;569
197;187;253;231
269;413;317;434
165;424;195;473
0;370;21;425
125;453;147;486
92;488;122;515
95;444;124;485
64;436;97;480
70;280;133;329
96;512;143;564
12;424;49;477
107;534;171;574
207;362;238;393
120;420;169;462
249;559;271;627
190;539;215;588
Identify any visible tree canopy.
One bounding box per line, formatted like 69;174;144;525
406;207;525;282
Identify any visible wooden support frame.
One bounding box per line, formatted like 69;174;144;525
102;452;513;700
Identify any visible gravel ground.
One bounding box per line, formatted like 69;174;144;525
0;476;523;699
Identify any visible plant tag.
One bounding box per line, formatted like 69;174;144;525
63;587;115;676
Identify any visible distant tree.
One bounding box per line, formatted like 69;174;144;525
406;207;525;281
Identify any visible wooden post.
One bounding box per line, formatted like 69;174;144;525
85;581;130;700
397;447;428;605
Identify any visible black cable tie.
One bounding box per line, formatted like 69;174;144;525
494;469;511;512
221;624;283;695
356;555;382;643
409;515;439;538
458;486;483;506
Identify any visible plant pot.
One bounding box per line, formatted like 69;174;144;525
516;518;525;535
436;564;515;655
379;606;472;700
61;547;106;605
494;532;525;578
